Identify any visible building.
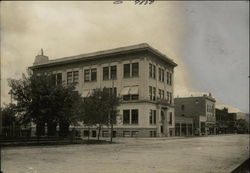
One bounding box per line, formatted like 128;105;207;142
215;108;237;134
175;116;193;136
174;94;216;136
30;43;177;137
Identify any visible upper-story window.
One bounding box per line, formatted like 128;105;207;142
103;67;109;80
121;86;139;101
167;91;172;104
84;68;97;82
103;66;117;80
158;89;165;100
111;65;117;79
149;110;157;125
123;109;139;125
149;86;156;101
91;68;97;81
149;63;156;79
181;105;185;111
67;71;78;84
159;68;164;82
52;73;62;85
167;71;172;85
124;63;139;78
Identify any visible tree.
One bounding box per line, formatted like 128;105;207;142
8;72;82;141
1;104;18;137
236;119;249;134
80;88;120;141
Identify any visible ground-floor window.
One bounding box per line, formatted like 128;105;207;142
83;130;89;137
131;131;139;137
102;131;109;137
92;130;96;137
123;131;131;137
150;131;156;137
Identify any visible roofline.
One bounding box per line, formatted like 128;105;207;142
174;96;216;102
29;43;177;70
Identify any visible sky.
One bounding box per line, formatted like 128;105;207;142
1;1;249;113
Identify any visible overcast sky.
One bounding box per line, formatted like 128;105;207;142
1;1;249;113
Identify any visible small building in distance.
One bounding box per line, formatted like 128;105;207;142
29;43;177;138
174;94;216;136
215;108;237;134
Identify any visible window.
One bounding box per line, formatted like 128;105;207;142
84;69;90;82
159;68;162;81
149;86;152;100
162;69;164;82
102;131;109;137
123;131;131;137
169;92;172;104
124;64;130;78
131;131;139;137
167;72;172;85
181;105;185;111
124;63;139;78
167;92;170;102
57;73;62;85
67;72;73;84
169;112;172;125
103;66;117;80
153;87;156;101
162;90;165;99
149;63;152;77
52;74;56;85
103;67;109;80
149;110;153;124
150;110;157;125
132;63;139;77
73;71;79;84
131;95;139;100
111;65;117;79
153;65;156;79
85;68;97;82
131;109;138;124
123;95;130;101
91;68;97;81
158;89;164;99
83;130;89;137
123;110;130;124
169;73;172;85
149;63;156;79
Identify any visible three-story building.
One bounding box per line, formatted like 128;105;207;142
30;43;177;137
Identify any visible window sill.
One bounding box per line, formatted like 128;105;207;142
123;76;139;79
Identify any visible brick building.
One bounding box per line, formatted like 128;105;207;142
30;43;177;137
215;108;237;134
174;94;216;136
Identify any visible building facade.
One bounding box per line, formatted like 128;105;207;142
174;94;216;136
30;43;177;137
215;108;237;134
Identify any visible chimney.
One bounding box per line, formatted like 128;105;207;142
33;49;49;65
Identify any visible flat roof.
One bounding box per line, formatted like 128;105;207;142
30;43;177;69
175;96;216;102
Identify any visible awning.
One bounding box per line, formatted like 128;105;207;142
129;86;139;95
82;90;90;98
120;87;130;95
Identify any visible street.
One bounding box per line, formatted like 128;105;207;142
1;134;249;173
